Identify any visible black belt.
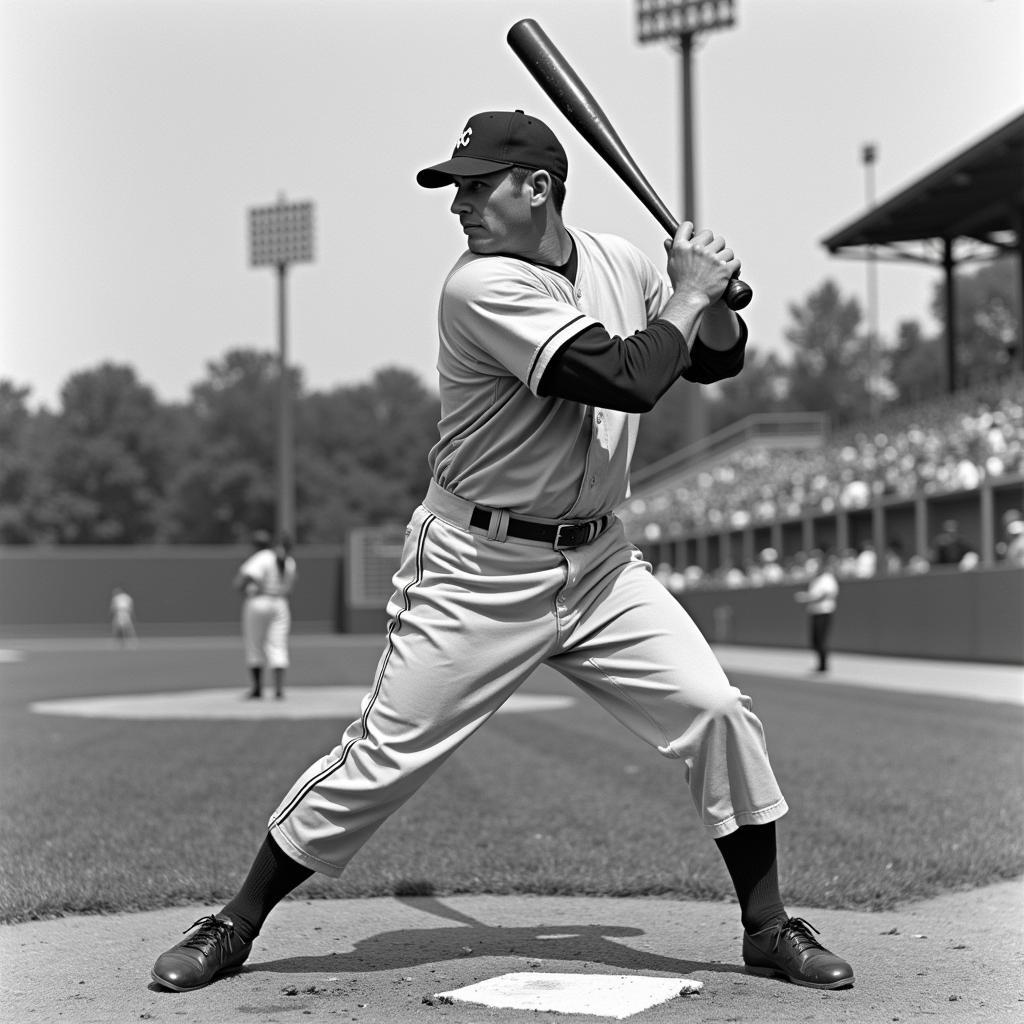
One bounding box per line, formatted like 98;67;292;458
469;507;612;550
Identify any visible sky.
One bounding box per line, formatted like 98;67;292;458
1;0;1021;411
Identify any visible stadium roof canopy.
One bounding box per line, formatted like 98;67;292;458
821;109;1024;390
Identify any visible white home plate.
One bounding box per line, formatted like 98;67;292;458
29;687;575;720
433;973;702;1018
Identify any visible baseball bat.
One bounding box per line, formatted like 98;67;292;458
507;18;752;311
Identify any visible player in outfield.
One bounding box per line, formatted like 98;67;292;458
151;110;854;993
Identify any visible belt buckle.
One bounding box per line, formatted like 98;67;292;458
553;522;582;550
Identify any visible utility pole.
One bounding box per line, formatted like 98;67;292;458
862;142;879;419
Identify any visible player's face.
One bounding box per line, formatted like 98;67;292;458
449;171;534;255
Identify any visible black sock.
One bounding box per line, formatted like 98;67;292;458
249;667;262;695
714;822;788;934
221;833;314;942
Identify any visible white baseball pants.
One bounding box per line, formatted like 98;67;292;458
243;595;291;669
269;483;787;876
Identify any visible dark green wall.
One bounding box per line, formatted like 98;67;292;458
679;566;1024;664
1;547;1020;664
0;546;345;637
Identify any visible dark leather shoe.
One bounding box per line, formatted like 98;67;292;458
743;917;854;989
151;914;253;991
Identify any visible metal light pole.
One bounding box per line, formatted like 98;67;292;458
638;0;737;447
248;194;315;541
862;143;879;419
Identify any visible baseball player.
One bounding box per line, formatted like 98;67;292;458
109;587;137;647
235;530;297;699
794;551;840;672
151;110;853;992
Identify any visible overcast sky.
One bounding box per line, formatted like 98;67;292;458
1;0;1021;410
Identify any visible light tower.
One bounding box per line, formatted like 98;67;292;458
248;194;315;540
637;0;738;446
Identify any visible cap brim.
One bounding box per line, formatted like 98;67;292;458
416;156;514;188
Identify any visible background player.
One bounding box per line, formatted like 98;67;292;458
109;586;137;647
234;530;297;699
794;551;840;673
150;110;853;993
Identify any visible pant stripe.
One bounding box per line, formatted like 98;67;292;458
270;513;436;827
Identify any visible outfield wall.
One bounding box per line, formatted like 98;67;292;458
0;547;1020;664
677;566;1024;664
0;546;349;637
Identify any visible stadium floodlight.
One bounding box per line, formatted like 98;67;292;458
249;198;315;268
247;194;316;541
637;0;735;43
637;0;737;447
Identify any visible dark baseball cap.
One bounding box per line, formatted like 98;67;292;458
416;110;568;188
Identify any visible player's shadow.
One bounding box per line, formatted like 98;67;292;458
250;895;745;979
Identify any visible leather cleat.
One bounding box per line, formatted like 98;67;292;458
743;916;854;989
151;913;253;991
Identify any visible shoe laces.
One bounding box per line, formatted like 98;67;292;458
179;915;236;956
772;917;823;955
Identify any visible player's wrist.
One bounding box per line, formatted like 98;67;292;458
661;290;710;333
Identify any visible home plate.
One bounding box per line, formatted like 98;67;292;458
432;973;702;1018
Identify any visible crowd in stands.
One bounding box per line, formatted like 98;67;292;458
653;514;1024;594
623;371;1024;539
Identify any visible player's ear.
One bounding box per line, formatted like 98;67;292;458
528;170;553;208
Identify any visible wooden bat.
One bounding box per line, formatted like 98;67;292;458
507;17;752;311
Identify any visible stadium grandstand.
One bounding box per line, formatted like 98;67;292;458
621;370;1024;588
624;110;1024;592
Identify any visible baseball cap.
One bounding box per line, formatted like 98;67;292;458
416;110;568;188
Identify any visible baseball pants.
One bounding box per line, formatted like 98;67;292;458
269;482;788;876
243;595;291;669
810;612;833;671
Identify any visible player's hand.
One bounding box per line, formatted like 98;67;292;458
664;222;740;306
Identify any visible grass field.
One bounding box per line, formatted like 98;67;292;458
0;637;1021;924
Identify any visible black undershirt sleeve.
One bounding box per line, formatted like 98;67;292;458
539;316;748;411
682;316;748;384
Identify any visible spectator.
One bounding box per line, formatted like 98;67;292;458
929;519;976;569
723;564;747;588
854;540;877;578
883;540;904;575
667;569;687;595
759;548;785;585
996;510;1024;566
1003;518;1024;567
837;548;859;579
619;371;1024;549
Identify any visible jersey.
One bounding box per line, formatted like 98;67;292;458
803;571;839;615
239;549;297;597
111;592;134;620
429;226;671;519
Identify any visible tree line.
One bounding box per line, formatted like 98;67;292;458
1;261;1017;545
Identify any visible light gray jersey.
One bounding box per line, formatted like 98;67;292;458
429;227;671;518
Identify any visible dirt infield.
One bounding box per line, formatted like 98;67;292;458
1;879;1021;1023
